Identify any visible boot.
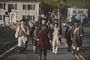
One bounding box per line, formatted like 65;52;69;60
67;47;71;51
22;47;25;54
75;49;79;55
72;49;76;55
24;46;27;52
24;41;28;51
19;47;22;54
19;47;25;54
40;55;42;60
43;55;46;60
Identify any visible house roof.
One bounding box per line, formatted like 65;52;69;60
0;0;39;2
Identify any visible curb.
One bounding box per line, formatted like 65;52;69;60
0;45;17;58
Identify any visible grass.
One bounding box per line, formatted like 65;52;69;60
0;29;15;47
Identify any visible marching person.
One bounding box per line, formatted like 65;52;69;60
33;21;39;53
48;22;54;51
71;20;84;54
52;23;60;54
65;22;72;51
48;22;54;42
37;18;50;60
29;20;35;45
15;19;27;54
24;19;31;51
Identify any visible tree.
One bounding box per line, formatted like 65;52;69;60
39;0;65;9
39;0;67;23
39;0;66;15
39;0;60;14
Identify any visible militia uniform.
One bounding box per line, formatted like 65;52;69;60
72;22;84;54
65;23;72;51
15;23;27;53
52;26;60;54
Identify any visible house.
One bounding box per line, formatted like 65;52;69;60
0;0;40;25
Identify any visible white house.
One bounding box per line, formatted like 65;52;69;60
0;0;40;25
67;8;88;24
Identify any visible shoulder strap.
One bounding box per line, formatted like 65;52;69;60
20;25;26;34
39;26;46;34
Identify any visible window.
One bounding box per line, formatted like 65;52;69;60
0;15;2;20
32;16;35;20
22;15;34;20
28;4;32;10
32;5;35;10
22;15;27;19
0;4;4;9
27;16;32;20
23;4;35;10
15;4;17;10
8;4;17;10
3;15;5;20
28;4;35;10
23;4;28;10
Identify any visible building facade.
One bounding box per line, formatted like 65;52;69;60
0;0;40;25
66;0;90;22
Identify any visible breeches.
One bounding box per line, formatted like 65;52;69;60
52;37;60;53
18;36;27;47
52;37;60;47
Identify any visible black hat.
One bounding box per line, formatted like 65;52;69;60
54;19;58;20
68;22;72;26
75;20;80;23
17;20;20;22
54;23;58;25
41;18;46;20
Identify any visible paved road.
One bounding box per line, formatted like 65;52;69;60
0;44;75;60
0;27;90;60
79;27;90;60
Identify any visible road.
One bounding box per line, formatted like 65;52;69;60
0;26;90;60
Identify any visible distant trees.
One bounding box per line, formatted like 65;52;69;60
39;0;67;21
39;0;65;10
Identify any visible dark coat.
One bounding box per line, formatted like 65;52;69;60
65;26;72;40
48;26;54;41
38;24;50;49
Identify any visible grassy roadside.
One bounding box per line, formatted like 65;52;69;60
0;29;15;48
0;27;17;54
